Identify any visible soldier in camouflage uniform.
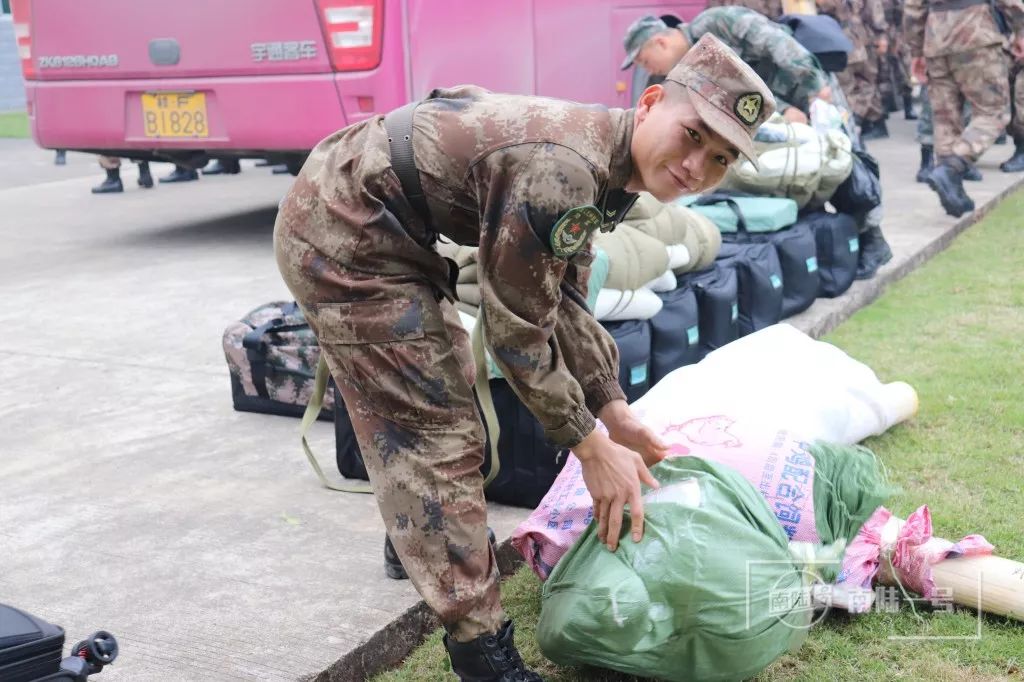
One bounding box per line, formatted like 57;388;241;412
275;34;775;682
705;0;785;19
905;0;1024;216
821;0;890;138
621;10;828;125
878;0;918;120
1000;59;1024;170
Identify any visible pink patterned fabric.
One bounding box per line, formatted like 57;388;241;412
511;415;821;580
836;504;994;611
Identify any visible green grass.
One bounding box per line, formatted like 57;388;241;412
0;111;30;138
374;192;1024;682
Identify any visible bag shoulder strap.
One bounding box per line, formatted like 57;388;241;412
300;356;372;493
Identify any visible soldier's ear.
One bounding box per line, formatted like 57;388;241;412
635;84;667;124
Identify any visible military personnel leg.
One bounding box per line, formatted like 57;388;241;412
916;85;935;182
92;156;123;194
1001;60;1024;171
860;51;890;139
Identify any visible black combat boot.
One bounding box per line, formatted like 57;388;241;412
904;95;918;120
385;528;498;580
160;165;199;183
138;161;154;188
444;621;544;682
916;144;933;183
855;225;894;280
861;118;889;140
1000;137;1024;172
203;158;241;175
91;168;123;194
964;163;983;182
927;156;975;218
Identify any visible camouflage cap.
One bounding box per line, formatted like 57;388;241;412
621;15;669;70
663;33;776;167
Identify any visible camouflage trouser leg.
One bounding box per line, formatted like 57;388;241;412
98;155;121;170
928;46;1011;162
878;51;896;112
275;241;505;643
1009;60;1024;140
837;59;884;121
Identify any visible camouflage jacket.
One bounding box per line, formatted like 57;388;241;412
904;0;1024;57
685;7;828;113
705;0;785;19
817;0;888;62
284;86;634;448
882;0;905;42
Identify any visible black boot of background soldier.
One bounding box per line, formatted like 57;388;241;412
916;144;933;183
860;117;889;140
927;155;975;218
855;225;893;280
138;161;154;188
385;528;498;580
904;95;918;120
91;167;123;194
1000;137;1024;172
160;165;199;183
444;621;544;682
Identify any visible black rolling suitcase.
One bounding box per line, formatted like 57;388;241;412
0;604;117;681
0;605;64;682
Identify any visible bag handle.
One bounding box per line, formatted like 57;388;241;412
693;193;751;241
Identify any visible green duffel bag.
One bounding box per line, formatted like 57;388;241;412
537;456;836;682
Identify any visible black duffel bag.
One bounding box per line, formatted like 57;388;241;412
698;193;819;319
333;380;567;509
601;319;653;404
830;148;882;220
715;242;784;336
650;283;701;384
801;210;860;297
681;262;739;360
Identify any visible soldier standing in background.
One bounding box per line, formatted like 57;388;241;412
878;0;918;120
1000;59;1024;170
705;0;785;19
822;0;891;139
905;0;1024;216
621;10;828;124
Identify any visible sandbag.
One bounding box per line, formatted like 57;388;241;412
537;457;824;682
594;223;670;291
682;263;739;360
802;211;860;298
514;418;894;581
649;283;701;384
601;319;652;403
716;242;784;336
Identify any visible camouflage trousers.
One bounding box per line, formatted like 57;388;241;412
837;54;885;122
275;220;505;644
927;45;1011;161
878;51;912;111
1009;59;1024;139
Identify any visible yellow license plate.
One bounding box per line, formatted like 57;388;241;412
141;92;208;138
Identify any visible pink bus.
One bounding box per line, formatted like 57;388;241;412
14;0;702;173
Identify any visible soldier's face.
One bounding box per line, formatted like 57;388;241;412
635;36;682;76
629;85;739;202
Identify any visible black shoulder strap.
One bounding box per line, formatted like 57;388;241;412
384;102;433;230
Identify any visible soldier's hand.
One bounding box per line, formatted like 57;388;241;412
912;56;928;84
1012;34;1024;60
782;107;809;125
598;399;669;468
574;429;660;552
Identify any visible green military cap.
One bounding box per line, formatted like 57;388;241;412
621;15;669;70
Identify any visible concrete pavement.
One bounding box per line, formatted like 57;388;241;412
1;117;1021;681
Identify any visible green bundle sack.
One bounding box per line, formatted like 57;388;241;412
537;456;824;682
